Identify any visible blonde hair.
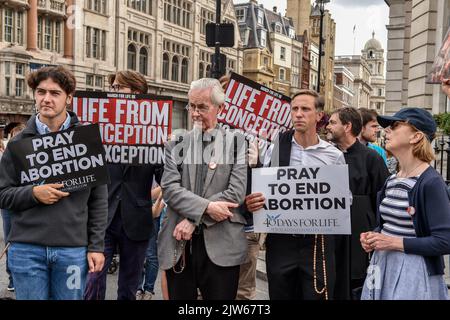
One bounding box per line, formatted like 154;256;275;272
407;123;435;163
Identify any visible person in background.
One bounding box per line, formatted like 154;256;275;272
358;108;387;164
84;70;163;300
0;66;108;300
360;107;450;300
136;184;166;300
326;107;389;298
1;123;26;293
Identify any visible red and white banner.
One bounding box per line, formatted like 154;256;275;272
72;91;172;165
218;72;292;142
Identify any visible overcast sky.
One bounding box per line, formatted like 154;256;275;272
232;0;390;56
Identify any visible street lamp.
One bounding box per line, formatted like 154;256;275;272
316;0;330;93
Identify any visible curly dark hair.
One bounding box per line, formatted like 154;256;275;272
27;66;76;95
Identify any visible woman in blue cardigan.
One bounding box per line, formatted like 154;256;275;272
360;107;450;300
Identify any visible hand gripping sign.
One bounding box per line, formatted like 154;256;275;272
71;91;173;165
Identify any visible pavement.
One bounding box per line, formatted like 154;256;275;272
0;217;269;300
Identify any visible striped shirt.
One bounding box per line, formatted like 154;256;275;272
379;175;418;238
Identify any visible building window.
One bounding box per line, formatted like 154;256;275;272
16;63;25;76
279;68;285;81
199;49;212;78
257;9;263;25
289;27;295;39
86;26;107;60
87;0;107;14
54;22;61;53
164;0;191;29
86;27;91;57
162;53;170;80
263;56;269;67
86;74;104;91
128;29;151;72
280;47;286;60
4;9;13;42
378;88;383;96
139;47;148;75
181;58;188;83
101;31;106;60
275;23;282;34
259;30;266;47
163;39;190;83
235;8;245;22
206;64;211;77
171;56;179;82
199;62;204;79
37;16;62;52
127;0;152;15
15;79;24;97
44;19;52;50
128;44;137;70
17;12;23;44
5;78;10;96
92;29;100;58
200;9;215;35
227;59;236;73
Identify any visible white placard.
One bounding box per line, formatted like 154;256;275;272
252;165;351;234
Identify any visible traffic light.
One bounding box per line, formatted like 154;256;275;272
210;53;227;78
205;23;235;47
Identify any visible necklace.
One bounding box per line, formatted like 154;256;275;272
398;162;425;178
313;234;328;300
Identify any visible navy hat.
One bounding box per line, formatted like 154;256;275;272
377;107;437;141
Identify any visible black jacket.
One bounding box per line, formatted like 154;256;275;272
0;112;108;252
107;162;162;241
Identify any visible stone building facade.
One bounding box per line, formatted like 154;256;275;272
0;0;243;137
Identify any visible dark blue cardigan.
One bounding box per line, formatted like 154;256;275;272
375;166;450;275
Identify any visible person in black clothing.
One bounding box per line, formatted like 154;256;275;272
84;71;163;300
326;107;389;297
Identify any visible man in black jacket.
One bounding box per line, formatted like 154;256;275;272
326;107;389;297
0;66;108;300
84;71;162;300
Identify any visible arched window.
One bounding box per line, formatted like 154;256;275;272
162;53;169;80
172;56;179;81
206;64;211;77
181;58;188;83
199;63;204;79
127;44;136;70
139;47;148;75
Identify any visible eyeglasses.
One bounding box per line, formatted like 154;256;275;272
110;84;130;92
185;103;211;114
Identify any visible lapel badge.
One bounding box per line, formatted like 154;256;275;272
208;162;217;170
406;206;416;216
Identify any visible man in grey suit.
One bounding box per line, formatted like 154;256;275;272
158;78;248;300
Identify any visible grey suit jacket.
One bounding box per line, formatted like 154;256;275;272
158;127;248;270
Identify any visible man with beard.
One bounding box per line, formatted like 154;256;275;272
326;107;389;298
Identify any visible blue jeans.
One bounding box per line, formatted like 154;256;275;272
139;216;160;293
8;242;88;300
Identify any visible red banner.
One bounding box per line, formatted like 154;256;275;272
71;91;172;165
218;73;292;142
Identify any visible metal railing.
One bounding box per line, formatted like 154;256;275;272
433;134;450;184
